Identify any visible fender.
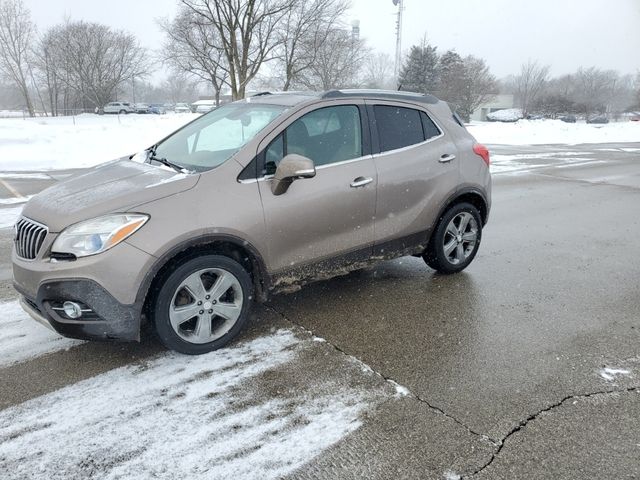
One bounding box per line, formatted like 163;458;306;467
134;233;271;309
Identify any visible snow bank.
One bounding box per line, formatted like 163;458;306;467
486;108;523;122
468;119;640;145
0;301;82;368
0;329;380;479
0;113;198;171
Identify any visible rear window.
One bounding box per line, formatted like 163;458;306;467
420;111;442;140
374;105;424;152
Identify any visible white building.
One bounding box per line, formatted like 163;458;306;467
471;94;515;121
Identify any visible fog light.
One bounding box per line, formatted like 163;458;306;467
62;301;83;319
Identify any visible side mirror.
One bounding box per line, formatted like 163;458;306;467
271;154;316;195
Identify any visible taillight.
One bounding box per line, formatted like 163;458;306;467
473;143;490;167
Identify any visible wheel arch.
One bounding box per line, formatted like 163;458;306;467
136;234;271;322
437;188;489;228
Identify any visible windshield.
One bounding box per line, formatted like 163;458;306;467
154;103;285;172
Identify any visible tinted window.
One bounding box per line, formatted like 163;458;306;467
374;105;425;152
263;105;362;174
421;111;442;140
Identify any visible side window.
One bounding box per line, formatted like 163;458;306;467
264;133;284;175
263;105;362;174
421;111;442;140
374;105;425;152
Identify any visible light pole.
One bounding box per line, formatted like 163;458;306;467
393;0;404;83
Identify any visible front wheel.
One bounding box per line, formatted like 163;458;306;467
424;202;482;274
153;255;253;354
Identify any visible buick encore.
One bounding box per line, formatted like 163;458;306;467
13;90;491;354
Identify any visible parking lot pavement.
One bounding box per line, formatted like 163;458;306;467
0;143;639;478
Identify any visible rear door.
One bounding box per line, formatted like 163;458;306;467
367;101;459;251
256;101;377;275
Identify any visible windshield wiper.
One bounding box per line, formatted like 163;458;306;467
147;148;191;174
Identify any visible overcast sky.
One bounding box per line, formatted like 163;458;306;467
23;0;640;80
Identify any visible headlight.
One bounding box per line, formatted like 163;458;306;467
51;214;149;258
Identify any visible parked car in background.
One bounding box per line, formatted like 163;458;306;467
13;89;491;354
134;103;151;114
174;103;192;113
587;115;609;124
629;112;640;122
149;104;167;115
559;115;577;123
195;104;215;114
103;102;135;114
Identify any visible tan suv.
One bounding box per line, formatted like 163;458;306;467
13;90;491;354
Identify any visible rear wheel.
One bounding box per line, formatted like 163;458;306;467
153;255;253;354
424;202;482;274
119;109;127;114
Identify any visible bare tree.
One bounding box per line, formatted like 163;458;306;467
456;55;497;122
515;60;550;117
159;7;227;105
362;52;395;89
297;27;367;90
162;71;199;104
41;20;150;109
573;67;618;116
179;0;291;100
0;0;34;115
276;0;349;91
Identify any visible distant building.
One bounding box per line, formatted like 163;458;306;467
471;94;515;122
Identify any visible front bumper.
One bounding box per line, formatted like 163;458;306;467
15;279;141;341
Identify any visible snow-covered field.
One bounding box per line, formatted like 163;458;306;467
0;113;199;171
0;114;638;172
0;301;82;367
0;328;390;479
467;119;639;145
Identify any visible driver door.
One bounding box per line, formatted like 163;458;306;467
256;102;377;277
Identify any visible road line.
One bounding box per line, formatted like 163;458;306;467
0;178;24;200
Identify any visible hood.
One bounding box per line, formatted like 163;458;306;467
22;158;199;232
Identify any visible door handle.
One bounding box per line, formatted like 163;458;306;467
439;153;456;163
350;176;373;188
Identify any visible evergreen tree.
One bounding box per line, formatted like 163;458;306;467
437;50;465;106
398;39;439;93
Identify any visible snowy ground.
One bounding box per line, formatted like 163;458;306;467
467;119;639;146
0;113;199;171
0;301;82;367
0;327;393;479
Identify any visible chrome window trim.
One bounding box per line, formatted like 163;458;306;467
372;131;444;159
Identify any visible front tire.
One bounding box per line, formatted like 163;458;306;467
424;202;482;274
153;255;253;354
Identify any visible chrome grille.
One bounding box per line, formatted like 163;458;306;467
15;217;48;260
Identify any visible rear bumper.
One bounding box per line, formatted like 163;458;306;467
15;279;141;342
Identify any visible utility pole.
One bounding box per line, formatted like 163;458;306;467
393;0;404;83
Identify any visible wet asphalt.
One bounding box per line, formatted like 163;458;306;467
0;142;639;479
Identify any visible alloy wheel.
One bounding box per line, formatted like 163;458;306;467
169;268;243;344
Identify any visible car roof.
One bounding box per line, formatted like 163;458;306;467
244;89;441;107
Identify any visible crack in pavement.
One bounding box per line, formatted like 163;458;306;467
464;386;640;479
265;304;497;447
265;304;640;479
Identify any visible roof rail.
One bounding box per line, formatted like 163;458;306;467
252;91;272;97
320;89;439;104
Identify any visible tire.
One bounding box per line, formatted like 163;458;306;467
119;109;127;115
424;202;482;274
152;255;253;354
